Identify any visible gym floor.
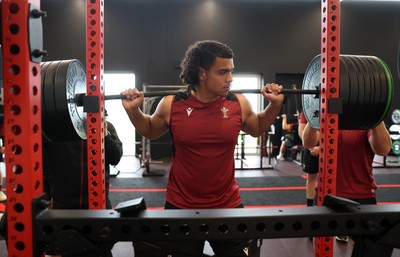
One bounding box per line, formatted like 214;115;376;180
1;155;400;256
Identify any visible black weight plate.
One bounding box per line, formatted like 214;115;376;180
360;55;380;129
42;61;62;142
397;41;400;80
339;55;359;129
349;55;372;130
40;61;53;142
361;56;386;130
338;56;351;128
349;55;370;129
40;61;52;117
53;59;87;141
44;60;81;142
363;56;387;128
336;56;351;128
340;55;358;129
302;55;321;129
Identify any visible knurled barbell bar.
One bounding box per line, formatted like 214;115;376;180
74;88;319;104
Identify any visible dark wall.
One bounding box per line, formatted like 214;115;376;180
42;0;323;85
40;0;400;156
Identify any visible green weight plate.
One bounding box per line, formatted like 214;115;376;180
53;59;87;141
302;55;321;129
372;57;393;127
392;141;400;156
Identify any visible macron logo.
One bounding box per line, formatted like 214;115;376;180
186;107;193;117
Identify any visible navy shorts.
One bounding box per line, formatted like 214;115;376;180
303;150;319;174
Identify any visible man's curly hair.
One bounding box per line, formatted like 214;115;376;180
179;40;234;91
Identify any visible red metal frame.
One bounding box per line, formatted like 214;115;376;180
314;0;341;256
2;0;43;256
86;0;106;210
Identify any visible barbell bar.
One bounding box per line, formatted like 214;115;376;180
35;54;393;142
73;88;320;105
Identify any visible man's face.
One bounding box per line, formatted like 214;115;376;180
200;57;234;96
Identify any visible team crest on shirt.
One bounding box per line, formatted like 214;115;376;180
221;107;229;119
186;107;193;117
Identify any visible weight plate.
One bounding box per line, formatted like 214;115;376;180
389;124;400;140
341;55;363;129
371;56;393;128
363;56;386;130
356;56;379;130
42;61;61;142
392;141;400;156
392;109;400;124
54;59;87;141
352;56;375;129
336;57;349;124
337;56;352;130
40;61;53;142
302;55;321;129
397;41;400;80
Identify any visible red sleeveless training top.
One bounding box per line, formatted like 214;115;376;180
166;92;242;208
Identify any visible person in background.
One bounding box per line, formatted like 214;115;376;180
44;112;123;209
302;121;393;252
298;112;319;208
277;113;301;161
43;110;123;256
122;40;284;257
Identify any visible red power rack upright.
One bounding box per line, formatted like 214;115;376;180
314;0;341;256
2;0;44;256
86;0;106;210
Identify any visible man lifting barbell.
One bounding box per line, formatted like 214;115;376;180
121;40;284;257
30;40;394;256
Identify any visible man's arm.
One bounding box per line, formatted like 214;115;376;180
302;123;320;149
122;88;171;140
241;83;284;137
369;121;392;156
281;114;292;131
298;122;306;142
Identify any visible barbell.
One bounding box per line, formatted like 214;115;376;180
2;53;392;142
75;88;319;103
